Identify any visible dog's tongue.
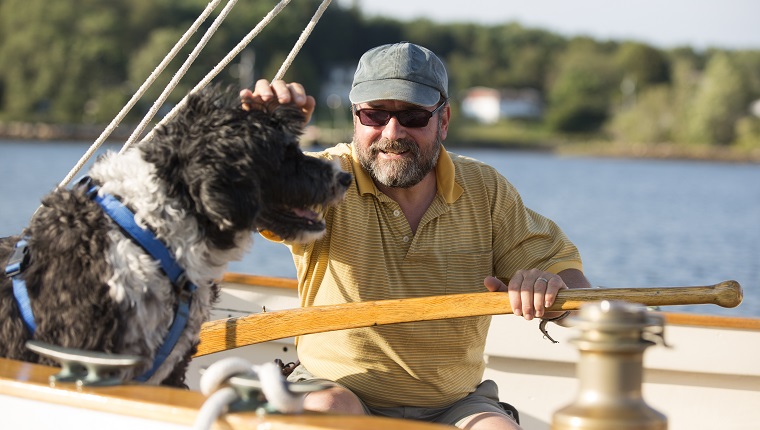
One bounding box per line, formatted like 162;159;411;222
293;207;319;222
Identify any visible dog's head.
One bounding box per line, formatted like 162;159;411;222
143;86;350;249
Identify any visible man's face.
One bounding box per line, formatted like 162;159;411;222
352;100;449;188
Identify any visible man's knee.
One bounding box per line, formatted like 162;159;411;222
457;412;522;430
303;386;367;415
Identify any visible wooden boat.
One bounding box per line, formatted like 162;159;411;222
2;273;758;430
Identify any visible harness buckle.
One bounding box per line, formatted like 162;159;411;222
5;240;31;277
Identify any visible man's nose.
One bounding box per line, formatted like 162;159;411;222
381;116;407;140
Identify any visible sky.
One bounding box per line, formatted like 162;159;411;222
343;0;760;50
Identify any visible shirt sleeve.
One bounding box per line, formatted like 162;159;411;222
489;174;583;282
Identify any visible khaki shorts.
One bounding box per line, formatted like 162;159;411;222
286;364;518;426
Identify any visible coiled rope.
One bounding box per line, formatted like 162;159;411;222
57;0;332;189
192;357;305;430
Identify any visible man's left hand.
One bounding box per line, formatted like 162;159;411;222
484;269;573;320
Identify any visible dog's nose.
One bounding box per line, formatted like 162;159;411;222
337;172;352;187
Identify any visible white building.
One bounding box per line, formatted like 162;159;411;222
461;86;543;123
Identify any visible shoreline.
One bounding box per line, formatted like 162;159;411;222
0;121;138;142
3;122;759;165
555;141;760;164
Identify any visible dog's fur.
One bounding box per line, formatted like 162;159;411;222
0;86;350;387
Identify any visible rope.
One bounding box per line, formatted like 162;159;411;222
138;0;293;145
193;357;305;430
273;0;333;81
119;0;246;154
56;0;226;189
55;0;331;205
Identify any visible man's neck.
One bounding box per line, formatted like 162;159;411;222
375;171;437;234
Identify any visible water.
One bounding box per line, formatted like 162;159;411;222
1;140;758;317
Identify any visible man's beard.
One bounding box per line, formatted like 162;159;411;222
354;134;442;188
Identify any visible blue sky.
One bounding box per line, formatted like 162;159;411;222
345;0;760;50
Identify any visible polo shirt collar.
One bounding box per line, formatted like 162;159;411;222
350;144;463;204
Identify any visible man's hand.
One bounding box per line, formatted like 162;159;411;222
240;79;316;124
485;269;588;320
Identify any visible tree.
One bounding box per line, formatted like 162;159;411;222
0;0;132;123
544;38;619;132
607;85;674;144
613;42;670;89
686;52;747;145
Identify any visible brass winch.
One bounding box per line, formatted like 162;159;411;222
552;300;668;430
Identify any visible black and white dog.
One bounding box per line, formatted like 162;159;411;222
0;86;351;387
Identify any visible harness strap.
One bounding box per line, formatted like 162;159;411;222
88;188;185;283
80;177;198;382
5;239;37;333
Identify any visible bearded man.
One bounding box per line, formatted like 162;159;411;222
242;42;591;430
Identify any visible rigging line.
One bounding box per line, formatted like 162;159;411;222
119;0;244;155
139;0;294;145
56;0;226;190
273;0;333;81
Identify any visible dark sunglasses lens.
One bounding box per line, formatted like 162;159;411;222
358;110;391;126
356;109;434;128
397;110;432;128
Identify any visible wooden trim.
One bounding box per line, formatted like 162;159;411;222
0;357;203;426
0;358;452;430
221;273;297;290
661;312;760;330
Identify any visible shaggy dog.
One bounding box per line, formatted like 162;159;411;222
0;86;351;387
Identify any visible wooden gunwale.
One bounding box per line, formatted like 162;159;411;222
0;357;451;429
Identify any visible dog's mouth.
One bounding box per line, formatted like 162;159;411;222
291;206;325;227
256;203;328;242
256;169;351;243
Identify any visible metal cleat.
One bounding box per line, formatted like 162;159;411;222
25;340;144;387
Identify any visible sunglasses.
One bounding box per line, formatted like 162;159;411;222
354;101;447;128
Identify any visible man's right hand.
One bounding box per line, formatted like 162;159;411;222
240;79;316;124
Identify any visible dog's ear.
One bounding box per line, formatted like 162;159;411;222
269;104;306;138
190;169;261;247
145;85;265;249
185;85;227;120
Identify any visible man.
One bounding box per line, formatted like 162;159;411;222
241;42;591;430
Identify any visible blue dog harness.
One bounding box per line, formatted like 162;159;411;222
4;177;198;382
5;239;36;333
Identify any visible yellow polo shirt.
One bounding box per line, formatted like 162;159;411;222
265;143;582;408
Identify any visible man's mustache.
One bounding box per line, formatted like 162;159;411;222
370;139;418;155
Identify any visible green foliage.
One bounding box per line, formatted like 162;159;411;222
686;52;748;145
734;116;760;149
0;0;758;154
545;38;620;132
607;85;674;144
613;42;670;88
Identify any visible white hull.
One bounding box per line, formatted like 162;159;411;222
189;276;760;430
3;274;758;430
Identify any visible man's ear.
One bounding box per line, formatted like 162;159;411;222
439;104;451;141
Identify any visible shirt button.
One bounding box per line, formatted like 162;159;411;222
403;236;410;243
393;209;401;217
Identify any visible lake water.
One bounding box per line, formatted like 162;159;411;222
1;140;758;318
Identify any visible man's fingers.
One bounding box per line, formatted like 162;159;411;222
544;275;567;308
253;79;275;101
507;272;524;317
520;276;536;320
507;269;569;320
533;277;548;318
483;276;506;293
